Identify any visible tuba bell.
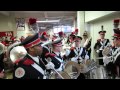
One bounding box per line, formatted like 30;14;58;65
10;46;27;63
64;61;81;79
7;42;27;63
49;71;71;79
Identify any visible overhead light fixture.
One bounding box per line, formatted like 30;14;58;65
36;19;60;23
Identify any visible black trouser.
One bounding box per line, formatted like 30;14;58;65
98;50;104;65
87;49;91;59
77;73;86;79
106;63;116;79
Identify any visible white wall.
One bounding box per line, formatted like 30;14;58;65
85;11;117;22
77;11;85;36
0;14;16;35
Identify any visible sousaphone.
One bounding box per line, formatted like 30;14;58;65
10;46;27;63
64;61;82;79
49;71;71;79
7;42;27;63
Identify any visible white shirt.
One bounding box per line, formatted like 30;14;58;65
76;47;80;51
54;51;60;57
28;54;39;64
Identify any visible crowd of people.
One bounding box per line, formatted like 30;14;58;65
0;19;120;79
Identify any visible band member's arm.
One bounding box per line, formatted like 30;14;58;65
65;49;71;57
94;40;100;53
67;48;78;62
45;53;60;69
81;48;89;60
67;47;75;58
45;61;55;70
103;56;111;66
114;54;120;77
62;49;71;60
85;40;91;51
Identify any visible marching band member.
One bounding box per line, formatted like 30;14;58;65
65;36;89;79
66;36;89;64
82;31;92;58
66;34;76;47
103;44;117;79
103;19;120;79
94;25;110;65
13;33;54;79
58;31;69;57
45;38;65;72
40;32;52;65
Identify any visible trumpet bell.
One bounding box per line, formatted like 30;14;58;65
10;46;27;63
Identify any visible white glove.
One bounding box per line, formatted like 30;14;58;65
85;54;89;60
45;62;55;70
78;57;83;63
71;57;78;62
96;50;99;53
103;56;110;66
65;49;70;56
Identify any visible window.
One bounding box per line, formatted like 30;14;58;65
53;25;74;34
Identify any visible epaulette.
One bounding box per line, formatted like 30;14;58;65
14;58;22;64
23;58;34;65
45;53;56;58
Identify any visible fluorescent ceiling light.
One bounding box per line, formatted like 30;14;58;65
37;20;60;23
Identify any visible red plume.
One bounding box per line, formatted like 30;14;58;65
58;31;64;36
29;18;37;25
43;32;47;35
114;19;119;24
71;32;75;35
75;29;78;32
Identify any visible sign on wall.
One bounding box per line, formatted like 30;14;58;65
0;31;13;41
15;18;25;30
0;31;13;37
